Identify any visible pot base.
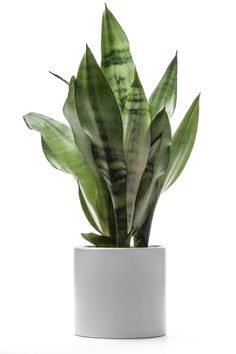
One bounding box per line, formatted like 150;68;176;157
74;247;166;339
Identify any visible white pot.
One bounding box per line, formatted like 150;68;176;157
74;246;166;339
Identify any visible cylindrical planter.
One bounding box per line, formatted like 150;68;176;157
74;246;166;339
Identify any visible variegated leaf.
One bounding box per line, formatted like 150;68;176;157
23;113;105;233
162;95;200;191
63;76;112;235
101;5;135;111
123;69;150;233
149;53;177;120
133;109;171;231
76;46;127;246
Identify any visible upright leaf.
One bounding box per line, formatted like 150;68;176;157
101;5;135;111
133;110;171;231
123;69;150;233
149;53;177;120
162;95;200;191
78;186;101;233
133;200;162;247
76;46;127;246
63;76;112;235
23;113;104;232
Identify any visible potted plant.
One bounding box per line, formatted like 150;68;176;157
23;5;199;339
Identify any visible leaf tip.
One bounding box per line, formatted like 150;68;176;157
23;113;32;129
49;71;69;85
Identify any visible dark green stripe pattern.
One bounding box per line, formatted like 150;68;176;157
149;53;177;120
63;77;113;236
76;46;128;247
101;5;135;111
123;69;150;233
133;109;171;236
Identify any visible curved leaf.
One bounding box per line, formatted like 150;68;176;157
162;94;200;191
149;53;177;120
101;5;135;111
23;113;104;233
123;69;150;232
81;233;115;247
76;46;127;246
49;71;69;85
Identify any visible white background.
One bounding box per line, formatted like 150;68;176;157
0;0;236;353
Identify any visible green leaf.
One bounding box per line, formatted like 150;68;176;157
63;77;98;177
76;46;127;247
78;186;101;233
133;109;171;231
123;69;150;233
49;71;69;85
81;233;116;247
162;94;200;191
63;76;112;235
101;5;135;111
149;53;177;120
133;207;156;247
23;113;104;233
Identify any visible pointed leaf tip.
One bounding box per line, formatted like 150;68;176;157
132;68;142;87
49;71;69;85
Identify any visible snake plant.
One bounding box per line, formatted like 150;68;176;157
23;5;200;247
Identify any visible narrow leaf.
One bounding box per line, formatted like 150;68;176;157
101;5;135;111
162;94;200;191
81;233;116;247
76;46;127;246
63;77;98;178
49;71;69;85
123;69;150;233
149;53;177;120
133;110;171;231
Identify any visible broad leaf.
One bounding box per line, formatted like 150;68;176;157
76;46;127;246
81;233;116;247
101;5;135;111
149;53;177;120
162;94;200;191
123;69;150;233
63;76;112;235
133;110;171;231
23;113;104;233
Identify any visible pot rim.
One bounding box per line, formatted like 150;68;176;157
74;245;164;251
